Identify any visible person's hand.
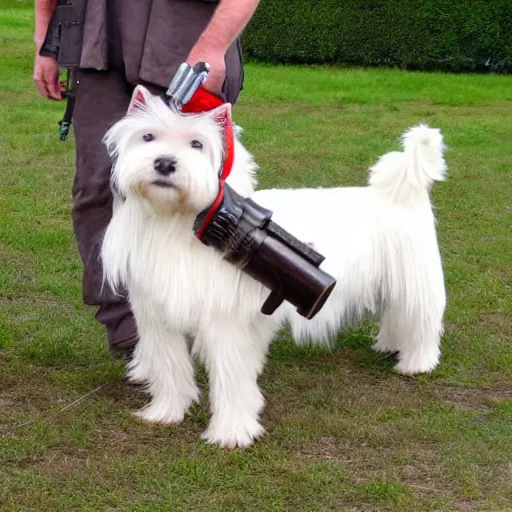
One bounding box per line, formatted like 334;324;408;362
186;50;226;98
33;52;62;100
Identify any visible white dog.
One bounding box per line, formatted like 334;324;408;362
101;86;447;448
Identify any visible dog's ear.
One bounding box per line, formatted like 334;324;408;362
207;102;232;128
127;85;152;113
208;102;231;120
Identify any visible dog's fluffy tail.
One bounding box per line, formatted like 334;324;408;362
369;124;447;203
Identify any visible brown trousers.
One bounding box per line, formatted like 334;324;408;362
72;70;153;349
72;65;242;350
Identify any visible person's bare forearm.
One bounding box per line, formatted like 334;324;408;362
194;0;260;56
187;0;260;94
34;0;57;51
34;0;61;99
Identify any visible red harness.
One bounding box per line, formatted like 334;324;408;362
181;86;235;240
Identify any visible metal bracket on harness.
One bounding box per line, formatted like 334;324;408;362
166;62;211;110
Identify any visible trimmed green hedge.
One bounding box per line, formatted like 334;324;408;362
243;0;512;73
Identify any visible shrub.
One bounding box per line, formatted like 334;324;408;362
243;0;512;72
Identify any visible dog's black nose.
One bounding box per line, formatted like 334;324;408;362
154;157;177;175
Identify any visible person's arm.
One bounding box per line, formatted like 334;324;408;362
34;0;62;100
186;0;261;96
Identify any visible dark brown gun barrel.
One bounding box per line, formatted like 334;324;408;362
194;184;337;319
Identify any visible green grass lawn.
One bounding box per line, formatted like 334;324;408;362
1;6;511;512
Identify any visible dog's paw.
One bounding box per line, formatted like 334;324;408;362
394;351;439;375
372;337;396;354
201;418;265;449
135;400;189;425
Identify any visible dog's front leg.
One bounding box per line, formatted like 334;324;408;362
195;320;273;449
129;316;199;424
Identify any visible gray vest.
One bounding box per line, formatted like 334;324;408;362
43;0;244;103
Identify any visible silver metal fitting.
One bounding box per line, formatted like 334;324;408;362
166;62;210;110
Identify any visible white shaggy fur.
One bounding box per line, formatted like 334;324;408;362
101;86;447;448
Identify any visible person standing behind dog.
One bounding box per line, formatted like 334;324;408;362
33;0;260;356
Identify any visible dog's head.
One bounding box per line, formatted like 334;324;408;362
103;86;255;215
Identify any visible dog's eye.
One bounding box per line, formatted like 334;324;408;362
190;140;203;149
143;134;155;142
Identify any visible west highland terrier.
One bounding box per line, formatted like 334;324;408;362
101;86;447;448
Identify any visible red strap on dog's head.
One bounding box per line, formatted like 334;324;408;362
181;85;235;240
182;85;234;181
181;85;223;113
216;108;235;182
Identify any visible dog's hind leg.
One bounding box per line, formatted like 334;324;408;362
129;317;199;424
373;306;402;355
194;319;275;449
392;312;444;375
381;267;445;375
374;301;443;374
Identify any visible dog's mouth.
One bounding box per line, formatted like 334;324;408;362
152;180;174;188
